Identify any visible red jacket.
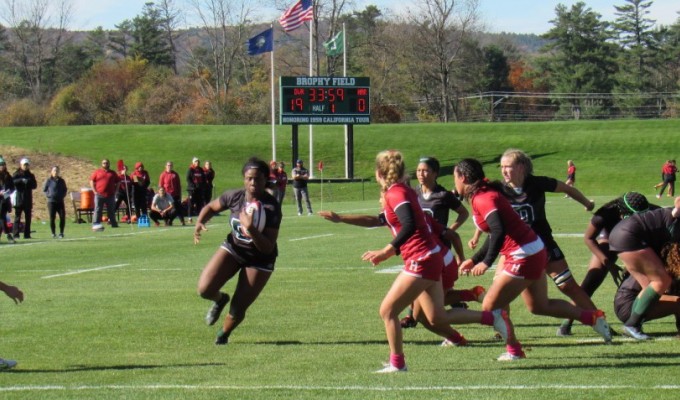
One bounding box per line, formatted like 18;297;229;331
159;170;182;197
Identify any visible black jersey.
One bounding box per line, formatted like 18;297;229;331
219;188;282;265
501;175;558;240
609;207;680;254
416;184;462;227
591;203;662;237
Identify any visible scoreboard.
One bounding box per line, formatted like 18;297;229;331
279;76;370;125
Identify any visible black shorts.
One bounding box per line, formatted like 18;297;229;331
613;288;636;323
542;235;565;262
221;242;275;272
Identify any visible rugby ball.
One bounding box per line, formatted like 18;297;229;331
92;223;105;232
244;200;266;234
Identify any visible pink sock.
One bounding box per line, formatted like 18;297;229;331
390;353;405;369
480;311;493;326
506;342;523;356
579;310;595;326
446;331;463;343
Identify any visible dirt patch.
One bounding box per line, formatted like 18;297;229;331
0;145;96;221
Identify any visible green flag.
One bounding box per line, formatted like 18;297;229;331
323;31;344;56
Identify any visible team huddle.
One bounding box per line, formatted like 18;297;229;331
195;150;680;374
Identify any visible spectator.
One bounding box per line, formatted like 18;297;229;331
267;160;279;200
89;159;119;228
292;159;313;216
130;162;151;218
12;158;37;239
150;186;176;226
186;157;207;220
0;157;15;243
43;166;68;238
159;161;186;226
204;160;215;202
0;279;24;370
275;161;288;204
114;165;132;222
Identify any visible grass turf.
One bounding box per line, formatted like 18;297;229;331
0;121;679;398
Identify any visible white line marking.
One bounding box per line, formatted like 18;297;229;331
553;233;584;238
41;264;129;279
289;233;334;241
1;384;679;392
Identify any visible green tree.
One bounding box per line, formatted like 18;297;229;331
536;2;619;119
109;20;133;58
131;2;173;68
613;0;657;91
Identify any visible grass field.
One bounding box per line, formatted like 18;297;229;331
1;121;680;399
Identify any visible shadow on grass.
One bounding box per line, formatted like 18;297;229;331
9;362;225;374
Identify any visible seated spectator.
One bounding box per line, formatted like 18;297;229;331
150;186;176;226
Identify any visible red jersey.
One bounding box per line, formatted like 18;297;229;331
382;183;438;262
471;187;542;258
90;168;119;197
159;170;182;197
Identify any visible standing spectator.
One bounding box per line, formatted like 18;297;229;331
267;160;279;200
656;160;677;199
186;157;207;220
203;160;215;202
292;159;313;216
159;161;185;225
114;165;132;222
12;158;37;239
43;166;68;238
0;279;23;370
89;159;119;228
130;162;151;218
275;161;288;204
0;157;15;243
149;186;176;226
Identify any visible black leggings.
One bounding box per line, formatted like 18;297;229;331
47;201;65;235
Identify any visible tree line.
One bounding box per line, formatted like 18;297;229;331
0;0;679;126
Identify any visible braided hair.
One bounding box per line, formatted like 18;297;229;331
616;192;649;218
375;150;406;193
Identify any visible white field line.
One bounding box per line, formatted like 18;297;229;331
41;264;129;279
289;233;334;241
1;384;679;393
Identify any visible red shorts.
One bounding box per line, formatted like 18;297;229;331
501;248;547;280
402;251;444;282
441;249;458;290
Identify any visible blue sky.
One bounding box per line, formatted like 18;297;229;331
69;0;680;34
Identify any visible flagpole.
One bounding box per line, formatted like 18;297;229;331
308;10;314;178
270;23;276;162
343;23;349;178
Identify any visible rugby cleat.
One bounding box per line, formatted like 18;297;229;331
622;325;651;341
497;351;525;361
205;293;230;326
375;363;407;373
399;315;418;329
592;310;613;344
556;323;573;337
0;358;17;370
441;336;468;347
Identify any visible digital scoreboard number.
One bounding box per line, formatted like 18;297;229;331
280;76;370;125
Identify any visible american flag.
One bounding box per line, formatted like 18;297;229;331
279;0;314;32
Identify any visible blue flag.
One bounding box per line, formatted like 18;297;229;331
248;28;273;56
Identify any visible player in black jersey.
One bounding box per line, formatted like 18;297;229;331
497;149;605;337
609;198;680;339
